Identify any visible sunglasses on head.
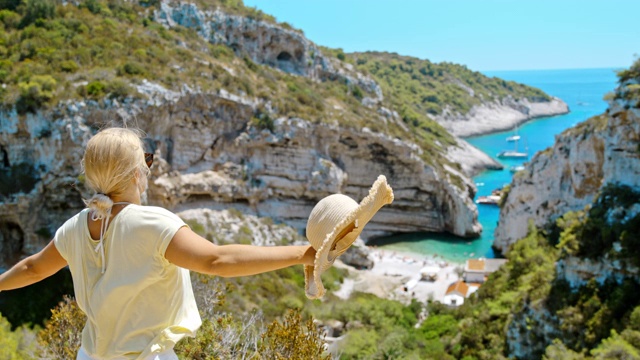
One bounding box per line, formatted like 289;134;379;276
144;153;154;169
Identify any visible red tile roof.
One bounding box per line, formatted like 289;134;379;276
446;281;470;297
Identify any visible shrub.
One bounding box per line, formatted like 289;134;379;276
80;0;104;15
59;60;79;73
19;0;55;28
351;84;363;100
258;309;330;360
16;75;57;114
37;296;85;359
86;80;106;97
120;61;146;76
0;315;38;359
0;9;20;29
106;78;134;100
251;114;275;132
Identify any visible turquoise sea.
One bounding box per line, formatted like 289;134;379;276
371;67;622;263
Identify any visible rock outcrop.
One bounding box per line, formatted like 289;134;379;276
494;94;640;254
155;1;383;107
435;96;569;138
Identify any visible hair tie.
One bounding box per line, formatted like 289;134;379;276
97;192;108;197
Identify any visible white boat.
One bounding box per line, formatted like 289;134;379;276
475;195;500;205
497;150;528;159
509;165;525;173
497;137;528;159
506;125;521;142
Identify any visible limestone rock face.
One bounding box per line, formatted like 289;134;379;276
494;102;640;254
0;90;482;269
445;136;504;176
436;97;569;138
557;255;640;289
154;1;383;107
153;112;483;239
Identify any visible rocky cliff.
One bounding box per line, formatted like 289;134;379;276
494;100;640;254
155;1;383;105
0;85;482;268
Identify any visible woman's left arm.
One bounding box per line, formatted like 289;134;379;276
0;240;68;291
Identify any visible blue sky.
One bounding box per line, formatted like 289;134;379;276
243;0;639;72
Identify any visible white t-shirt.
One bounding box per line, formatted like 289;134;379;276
54;205;202;359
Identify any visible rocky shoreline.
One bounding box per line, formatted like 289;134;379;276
436;97;569;138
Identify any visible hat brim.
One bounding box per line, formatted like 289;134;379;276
305;175;394;299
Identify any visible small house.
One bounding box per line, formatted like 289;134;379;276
443;280;480;307
463;258;508;283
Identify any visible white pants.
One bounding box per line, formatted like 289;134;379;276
77;347;179;360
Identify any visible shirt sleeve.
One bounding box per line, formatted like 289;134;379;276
144;206;188;259
52;213;80;261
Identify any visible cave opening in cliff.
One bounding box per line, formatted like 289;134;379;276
277;51;293;61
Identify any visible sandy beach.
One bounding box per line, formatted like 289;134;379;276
334;248;465;304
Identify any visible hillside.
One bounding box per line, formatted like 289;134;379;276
348;51;568;137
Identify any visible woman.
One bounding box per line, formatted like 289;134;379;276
0;127;317;359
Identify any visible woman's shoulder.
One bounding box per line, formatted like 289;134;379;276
127;204;185;223
60;208;90;228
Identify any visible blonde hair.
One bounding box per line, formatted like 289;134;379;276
82;127;148;216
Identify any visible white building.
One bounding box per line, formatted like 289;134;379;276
463;258;508;283
443;280;480;307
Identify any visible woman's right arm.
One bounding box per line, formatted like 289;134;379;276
0;240;68;291
164;226;316;277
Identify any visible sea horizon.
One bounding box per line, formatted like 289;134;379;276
480;65;626;73
373;67;620;264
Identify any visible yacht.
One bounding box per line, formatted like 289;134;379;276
497;138;528;159
497;149;528;159
506;125;521;142
475;195;501;205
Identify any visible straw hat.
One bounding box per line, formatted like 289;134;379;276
304;175;394;299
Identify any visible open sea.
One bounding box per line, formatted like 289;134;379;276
371;67;622;263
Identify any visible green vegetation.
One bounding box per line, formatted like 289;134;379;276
349;51;550;118
37;296;85;359
562;113;609;138
448;183;640;359
0;314;38;359
614;57;640;106
554;183;640;267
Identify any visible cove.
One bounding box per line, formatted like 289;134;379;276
370;67;620;264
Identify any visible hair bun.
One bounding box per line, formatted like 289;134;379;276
86;192;114;219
